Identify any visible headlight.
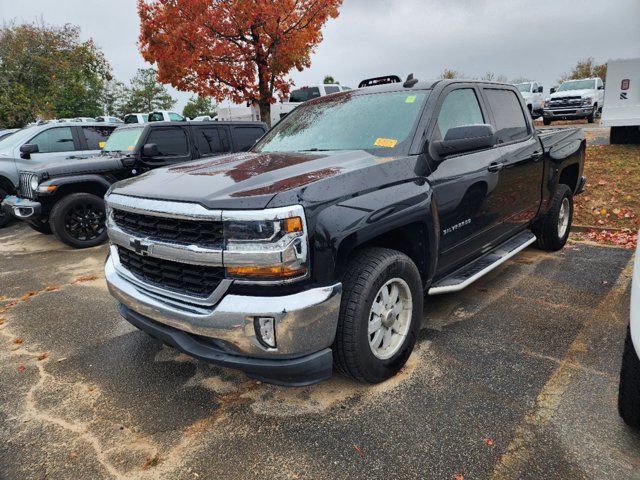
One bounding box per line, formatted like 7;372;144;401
582;97;593;105
223;205;308;283
30;176;39;191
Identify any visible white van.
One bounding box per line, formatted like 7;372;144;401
602;58;640;144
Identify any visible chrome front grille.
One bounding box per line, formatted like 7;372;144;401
18;172;37;199
548;96;582;108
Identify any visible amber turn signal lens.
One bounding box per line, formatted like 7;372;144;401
226;265;307;279
45;185;57;192
283;216;303;233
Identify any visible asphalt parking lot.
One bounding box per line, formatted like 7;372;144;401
1;223;639;480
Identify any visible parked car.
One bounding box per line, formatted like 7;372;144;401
96;116;124;123
0;128;19;141
2;121;268;247
148;111;186;122
0;122;118;228
102;77;585;386
515;81;545;118
123;113;149;124
602;57;640;144
73;117;98;123
193;115;215;121
543;77;605;125
619;233;640;428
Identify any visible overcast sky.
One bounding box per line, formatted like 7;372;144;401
1;0;639;112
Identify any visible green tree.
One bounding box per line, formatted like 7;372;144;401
120;68;175;114
0;21;110;127
182;96;216;119
559;58;607;83
100;79;127;117
323;75;338;84
439;68;465;79
511;76;533;84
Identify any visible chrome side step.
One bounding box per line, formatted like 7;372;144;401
428;231;537;295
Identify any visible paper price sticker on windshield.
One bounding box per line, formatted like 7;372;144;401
99;141;106;148
374;138;398;148
127;145;134;151
405;95;417;103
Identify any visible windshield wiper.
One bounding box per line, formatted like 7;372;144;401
298;148;334;152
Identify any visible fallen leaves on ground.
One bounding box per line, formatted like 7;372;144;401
573;229;637;250
44;286;59;292
143;454;160;469
353;444;365;459
17;365;25;372
71;274;99;284
12;338;23;344
19;291;38;301
483;438;495;446
37;352;48;361
453;473;465;480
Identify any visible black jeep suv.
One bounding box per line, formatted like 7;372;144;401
2;121;267;248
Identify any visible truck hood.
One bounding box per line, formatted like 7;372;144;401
26;154;127;177
549;89;595;99
110;150;401;210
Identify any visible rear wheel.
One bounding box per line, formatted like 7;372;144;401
619;326;640;428
50;193;107;248
533;184;573;251
587;105;597;123
27;218;52;234
333;248;423;383
0;187;13;228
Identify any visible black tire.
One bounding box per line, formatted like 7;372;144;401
49;193;107;248
333;248;423;383
0;187;13;229
610;126;628;145
543;118;552;126
587;105;597;123
534;184;573;251
27;219;52;234
619;325;640;428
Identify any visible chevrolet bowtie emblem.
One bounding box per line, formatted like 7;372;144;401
130;238;153;256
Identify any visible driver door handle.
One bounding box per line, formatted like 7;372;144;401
487;162;504;173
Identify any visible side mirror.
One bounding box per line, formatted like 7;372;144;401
537;86;544;93
142;143;159;157
598;85;604;90
550;87;557;94
431;124;496;158
19;143;39;159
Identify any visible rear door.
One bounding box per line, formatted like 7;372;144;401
193;125;231;157
479;86;543;236
79;125;117;154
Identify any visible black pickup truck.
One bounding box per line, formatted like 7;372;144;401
2;121;267;248
103;78;585;386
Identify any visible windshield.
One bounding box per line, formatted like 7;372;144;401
558;79;596;91
288;87;321;103
516;83;531;93
0;126;42;151
255;90;429;154
103;127;144;153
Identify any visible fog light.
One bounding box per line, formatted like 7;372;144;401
254;316;276;348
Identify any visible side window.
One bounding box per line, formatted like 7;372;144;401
434;89;484;141
231;127;265;152
29;127;75;153
532;83;538;92
145;128;189;156
484;89;529;144
124;115;138;124
324;86;340;94
169;113;184;121
81;126;115;149
195;127;224;156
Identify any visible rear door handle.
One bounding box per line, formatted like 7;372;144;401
487;162;504;173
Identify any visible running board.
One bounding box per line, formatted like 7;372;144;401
428;231;537;295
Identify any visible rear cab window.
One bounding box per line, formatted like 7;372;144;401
483;88;530;144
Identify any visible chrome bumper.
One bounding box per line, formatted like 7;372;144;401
105;253;342;358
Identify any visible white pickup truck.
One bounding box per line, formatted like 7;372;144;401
601;58;640;144
543;77;605;125
515;81;545;118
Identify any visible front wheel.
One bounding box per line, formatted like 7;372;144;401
333;248;423;383
49;193;107;248
587;105;597;123
619;326;640;428
543;118;552;126
533;184;573;251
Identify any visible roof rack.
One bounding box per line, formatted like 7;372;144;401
358;75;402;88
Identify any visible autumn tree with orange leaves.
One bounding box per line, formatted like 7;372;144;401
138;0;342;125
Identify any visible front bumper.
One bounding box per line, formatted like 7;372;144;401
105;253;342;385
1;195;42;220
543;106;595;119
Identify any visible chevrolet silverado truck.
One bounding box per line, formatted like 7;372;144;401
104;78;585;386
2;121;267;247
515;81;545;118
543;77;605;125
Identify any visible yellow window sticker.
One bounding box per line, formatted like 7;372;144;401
127;145;134;151
374;138;398;148
99;141;106;148
405;95;417;103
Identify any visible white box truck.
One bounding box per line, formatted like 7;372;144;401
602;58;640;144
